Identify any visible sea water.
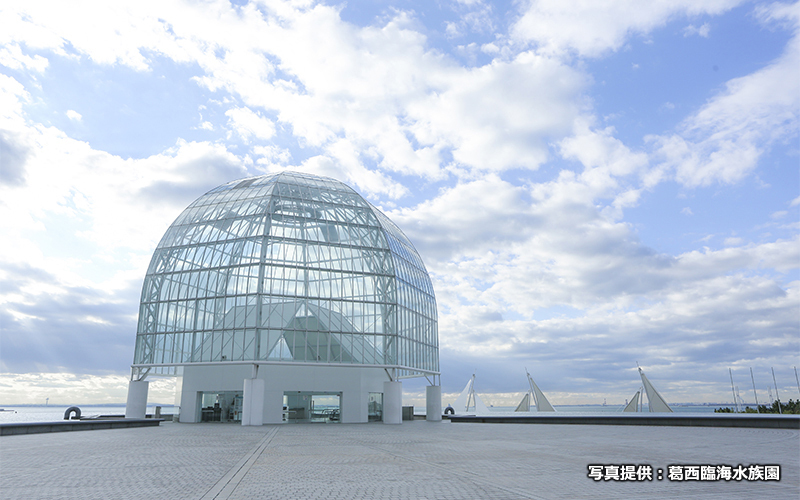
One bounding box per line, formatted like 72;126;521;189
1;403;741;424
0;406;142;424
421;404;740;415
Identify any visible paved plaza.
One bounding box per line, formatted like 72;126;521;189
1;420;798;499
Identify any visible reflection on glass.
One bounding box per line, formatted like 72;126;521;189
134;171;438;378
199;391;243;422
284;392;341;423
368;392;383;422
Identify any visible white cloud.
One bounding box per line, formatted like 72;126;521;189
681;207;693;215
0;372;177;405
391;171;798;396
408;51;586;172
254;144;292;165
297;149;410;200
1;2;165;71
444;0;495;38
396;174;660;314
6;0;789;200
684;22;711;37
0;0;588;187
0;74;28;127
558;121;648;199
0;75;253;377
0;74;250;298
0;76;31;187
390;161;793;375
193;4;583;180
0;0;796;404
648;11;800;187
755;0;800;30
445;21;461;38
511;0;741;57
770;210;787;219
225;106;276;142
1;131;247;258
388;176;534;262
0;43;49;72
723;236;744;246
66;109;82;121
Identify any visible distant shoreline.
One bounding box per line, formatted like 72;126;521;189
3;403;743;408
0;403;177;408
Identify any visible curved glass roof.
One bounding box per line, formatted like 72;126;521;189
133;171;438;377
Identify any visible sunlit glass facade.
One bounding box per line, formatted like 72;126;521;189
133;171;438;379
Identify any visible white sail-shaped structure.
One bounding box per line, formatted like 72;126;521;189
622;390;640;412
452;374;490;415
451;377;473;413
639;367;673;413
473;392;490;415
527;372;556;412
514;392;531;412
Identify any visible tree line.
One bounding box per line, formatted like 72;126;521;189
715;399;800;414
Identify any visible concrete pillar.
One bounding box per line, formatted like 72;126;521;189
383;380;402;425
263;389;284;424
426;385;442;422
340;389;363;423
242;378;265;426
125;380;149;419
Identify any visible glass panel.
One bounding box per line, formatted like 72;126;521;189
199;391;243;423
134;172;438;376
368;392;383;422
284;392;341;423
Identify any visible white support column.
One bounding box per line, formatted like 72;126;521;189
125;380;149;419
242;378;265;426
426;385;442;422
383;380;402;425
263;389;284;424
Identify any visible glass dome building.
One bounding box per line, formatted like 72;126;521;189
125;171;440;424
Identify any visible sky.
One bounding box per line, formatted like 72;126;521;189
0;0;798;408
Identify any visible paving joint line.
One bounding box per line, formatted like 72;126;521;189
358;441;549;500
199;426;279;500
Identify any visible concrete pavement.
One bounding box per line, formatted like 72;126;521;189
1;420;797;499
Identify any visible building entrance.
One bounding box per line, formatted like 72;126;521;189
284;392;341;423
368;392;383;422
198;391;243;422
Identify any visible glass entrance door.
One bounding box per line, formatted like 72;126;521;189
368;392;383;422
198;391;243;422
283;392;341;423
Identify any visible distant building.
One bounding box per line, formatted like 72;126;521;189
125;171;440;424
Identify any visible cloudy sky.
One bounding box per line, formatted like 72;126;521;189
1;0;798;407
